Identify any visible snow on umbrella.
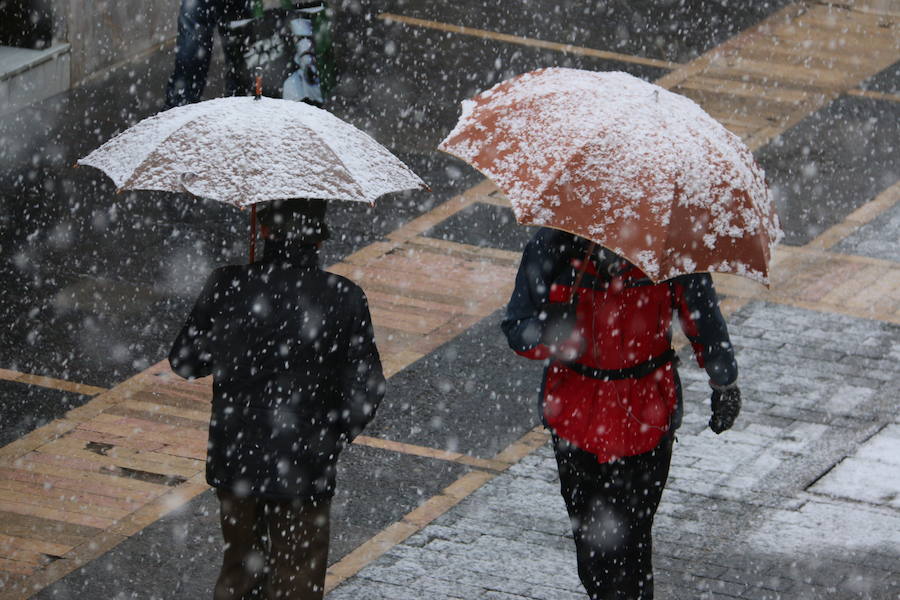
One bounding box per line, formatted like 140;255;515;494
78;96;427;258
438;67;782;285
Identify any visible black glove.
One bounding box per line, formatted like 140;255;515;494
539;302;578;347
709;385;741;434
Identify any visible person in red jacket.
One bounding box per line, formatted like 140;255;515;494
502;227;741;600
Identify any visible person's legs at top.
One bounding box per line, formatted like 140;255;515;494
215;0;252;97
553;434;674;600
165;0;220;108
165;0;251;108
214;488;267;600
263;496;331;600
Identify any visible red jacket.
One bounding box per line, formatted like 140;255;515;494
502;229;737;462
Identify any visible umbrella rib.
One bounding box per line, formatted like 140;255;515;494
120;111;366;205
660;182;687;280
657;109;685;280
117;117;205;192
292;120;369;203
79;117;185;190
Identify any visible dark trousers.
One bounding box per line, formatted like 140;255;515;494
165;0;251;108
553;434;674;600
214;489;330;600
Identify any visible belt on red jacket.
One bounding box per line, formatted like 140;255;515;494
558;349;679;381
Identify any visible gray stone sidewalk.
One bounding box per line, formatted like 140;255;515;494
326;300;900;600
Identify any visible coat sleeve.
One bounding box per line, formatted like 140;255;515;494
671;273;738;387
339;289;385;442
500;228;574;359
168;271;219;380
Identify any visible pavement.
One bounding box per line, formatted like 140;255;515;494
0;1;898;599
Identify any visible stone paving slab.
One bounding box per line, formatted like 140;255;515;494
835;199;900;261
326;301;900;600
808;426;900;508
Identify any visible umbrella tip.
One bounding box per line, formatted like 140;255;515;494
254;70;262;100
421;183;432;193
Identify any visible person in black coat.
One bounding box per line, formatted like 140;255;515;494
169;198;384;600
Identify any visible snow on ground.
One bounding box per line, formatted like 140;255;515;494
328;300;900;599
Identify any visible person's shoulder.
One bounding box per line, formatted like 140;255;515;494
208;263;249;281
525;227;578;255
201;263;256;289
668;272;717;297
531;226;563;243
319;270;366;297
547;227;582;243
212;263;244;275
669;272;714;286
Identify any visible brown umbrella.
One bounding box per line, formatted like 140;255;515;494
439;68;782;285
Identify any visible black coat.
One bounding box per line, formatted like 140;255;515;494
169;242;384;501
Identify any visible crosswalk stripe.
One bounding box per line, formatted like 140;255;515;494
377;13;679;70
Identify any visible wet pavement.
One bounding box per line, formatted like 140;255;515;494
0;381;88;448
757;94;900;245
836;199;900;261
0;1;898;599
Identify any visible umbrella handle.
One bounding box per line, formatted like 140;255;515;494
249;204;257;264
568;242;597;304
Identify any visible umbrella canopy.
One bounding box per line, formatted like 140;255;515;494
438;68;782;285
79;96;426;207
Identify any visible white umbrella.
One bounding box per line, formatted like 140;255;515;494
79;96;426;206
79;96;427;260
